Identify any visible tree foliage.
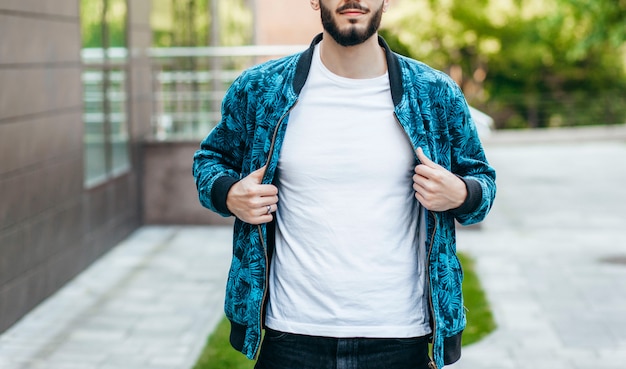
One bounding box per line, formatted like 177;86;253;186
151;0;252;47
81;0;127;48
383;0;626;129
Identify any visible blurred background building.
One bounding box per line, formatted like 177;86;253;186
0;0;153;333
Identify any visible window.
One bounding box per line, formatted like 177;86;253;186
81;0;130;187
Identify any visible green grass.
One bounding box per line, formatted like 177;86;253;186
193;251;495;369
192;318;255;369
458;252;497;345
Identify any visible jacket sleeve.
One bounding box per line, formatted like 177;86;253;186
192;73;249;217
447;85;497;225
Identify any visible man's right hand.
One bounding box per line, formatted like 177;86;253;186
226;166;278;224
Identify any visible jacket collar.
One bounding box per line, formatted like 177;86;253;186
293;33;404;107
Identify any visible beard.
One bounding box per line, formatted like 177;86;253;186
319;1;384;47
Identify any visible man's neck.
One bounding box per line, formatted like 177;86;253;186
319;32;387;79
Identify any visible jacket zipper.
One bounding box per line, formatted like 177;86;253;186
426;212;439;369
393;112;439;368
254;101;298;359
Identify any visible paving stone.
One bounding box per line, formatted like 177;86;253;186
0;226;231;369
456;141;626;369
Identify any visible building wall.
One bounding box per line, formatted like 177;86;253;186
142;141;233;226
255;0;322;45
0;0;152;333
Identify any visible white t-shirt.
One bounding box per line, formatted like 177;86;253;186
265;44;431;338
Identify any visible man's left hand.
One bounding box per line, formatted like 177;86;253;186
413;147;467;211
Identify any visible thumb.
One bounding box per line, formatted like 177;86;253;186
416;147;436;167
248;165;267;183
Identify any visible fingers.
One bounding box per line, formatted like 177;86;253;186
413;149;455;211
229;195;278;225
413;179;434;207
242;203;275;225
247;165;278;196
226;166;279;224
413;180;443;211
248;165;267;184
414;147;441;179
416;147;436;167
260;203;276;217
415;147;443;170
231;188;278;223
247;200;278;225
413;163;467;211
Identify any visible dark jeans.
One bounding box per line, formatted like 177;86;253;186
254;328;432;369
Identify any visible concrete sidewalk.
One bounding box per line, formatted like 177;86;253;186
454;139;626;369
0;226;233;369
1;130;625;369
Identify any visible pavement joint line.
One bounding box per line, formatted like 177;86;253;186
4;227;180;369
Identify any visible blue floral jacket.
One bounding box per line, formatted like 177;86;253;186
193;34;496;368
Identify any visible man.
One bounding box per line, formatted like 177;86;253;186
193;0;496;368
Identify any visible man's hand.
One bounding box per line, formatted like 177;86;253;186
413;147;467;211
226;166;278;224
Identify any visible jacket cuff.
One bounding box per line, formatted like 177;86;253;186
451;176;482;216
211;175;239;215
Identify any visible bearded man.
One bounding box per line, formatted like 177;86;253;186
193;1;497;368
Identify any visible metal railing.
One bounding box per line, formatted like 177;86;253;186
82;46;626;149
148;45;307;140
82;45;308;144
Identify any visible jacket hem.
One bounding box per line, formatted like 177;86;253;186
443;330;463;365
229;319;247;354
